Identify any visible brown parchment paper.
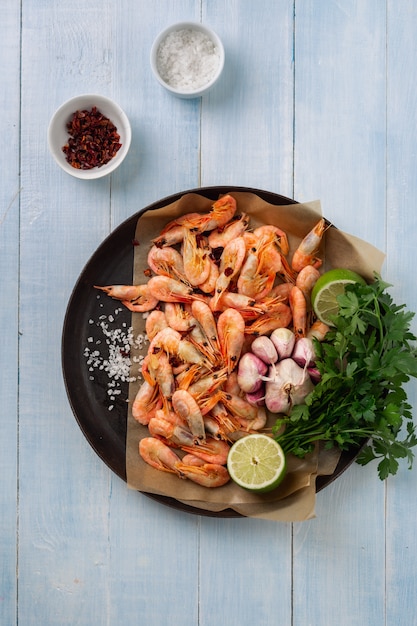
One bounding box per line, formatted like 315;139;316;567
125;191;385;521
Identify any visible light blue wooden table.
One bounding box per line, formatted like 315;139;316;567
2;1;417;624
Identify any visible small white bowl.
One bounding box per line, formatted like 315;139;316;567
48;94;131;179
150;22;225;99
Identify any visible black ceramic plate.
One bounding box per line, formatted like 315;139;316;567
62;186;362;517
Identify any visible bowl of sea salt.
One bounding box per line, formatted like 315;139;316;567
150;22;225;98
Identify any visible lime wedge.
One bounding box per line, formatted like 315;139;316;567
311;268;366;326
227;434;286;493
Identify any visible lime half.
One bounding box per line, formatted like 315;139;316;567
227;434;286;493
311;268;366;325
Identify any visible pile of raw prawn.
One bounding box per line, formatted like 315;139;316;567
95;194;330;489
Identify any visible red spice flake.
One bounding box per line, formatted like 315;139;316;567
62;107;122;170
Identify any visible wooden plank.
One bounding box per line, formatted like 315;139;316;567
200;0;295;199
293;2;387;624
110;0;203;225
199;2;294;625
385;2;417;624
0;3;20;625
18;2;200;624
294;0;386;249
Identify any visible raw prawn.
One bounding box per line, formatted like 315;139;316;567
149;351;175;401
151;212;202;246
203;415;223;439
211;236;246;308
139;438;230;487
220;391;259;421
191;300;221;357
291;218;327;272
180;454;207;466
148;415;196;446
139;437;182;475
149;326;182;355
217;308;245;374
150;327;210;368
180;194;237;233
223;370;243;396
181;229;211;286
164;303;196;332
149;412;228;460
307;320;330;341
145;310;168;340
207;402;242;439
131;380;162;425
94;284;158;312
295;265;321;307
244;303;292;335
253;224;290;256
211;291;263;315
255;231;296;283
289;285;307;339
147;245;189;284
267;282;293;302
237;240;276;301
174;461;230;487
151;224;186;248
172;389;206;442
187;368;228;398
175;363;203;390
180;437;230;465
198;255;220;294
208;212;250;248
238;406;268;432
147;275;206;304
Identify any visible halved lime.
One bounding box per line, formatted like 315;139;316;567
311;268;366;326
227;434;286;493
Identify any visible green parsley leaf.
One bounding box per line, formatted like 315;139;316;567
273;274;417;479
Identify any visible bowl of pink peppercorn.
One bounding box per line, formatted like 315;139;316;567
150;22;225;99
48;94;131;179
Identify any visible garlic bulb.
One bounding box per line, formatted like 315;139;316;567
264;358;314;414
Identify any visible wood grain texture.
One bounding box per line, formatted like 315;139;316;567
18;2;200;624
200;0;295;198
385;2;417;624
0;3;20;625
4;0;417;624
293;3;387;624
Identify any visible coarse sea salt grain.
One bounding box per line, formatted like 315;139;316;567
156;28;220;91
84;305;148;411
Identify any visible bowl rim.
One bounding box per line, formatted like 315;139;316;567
47;93;132;180
150;21;225;97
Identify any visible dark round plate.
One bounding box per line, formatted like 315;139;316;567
62;186;362;517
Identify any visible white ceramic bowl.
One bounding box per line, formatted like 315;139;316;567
47;94;131;179
150;22;225;99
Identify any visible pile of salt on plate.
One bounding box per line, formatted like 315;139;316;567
156;28;220;91
84;300;148;411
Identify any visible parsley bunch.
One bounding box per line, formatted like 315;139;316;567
273;275;417;479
